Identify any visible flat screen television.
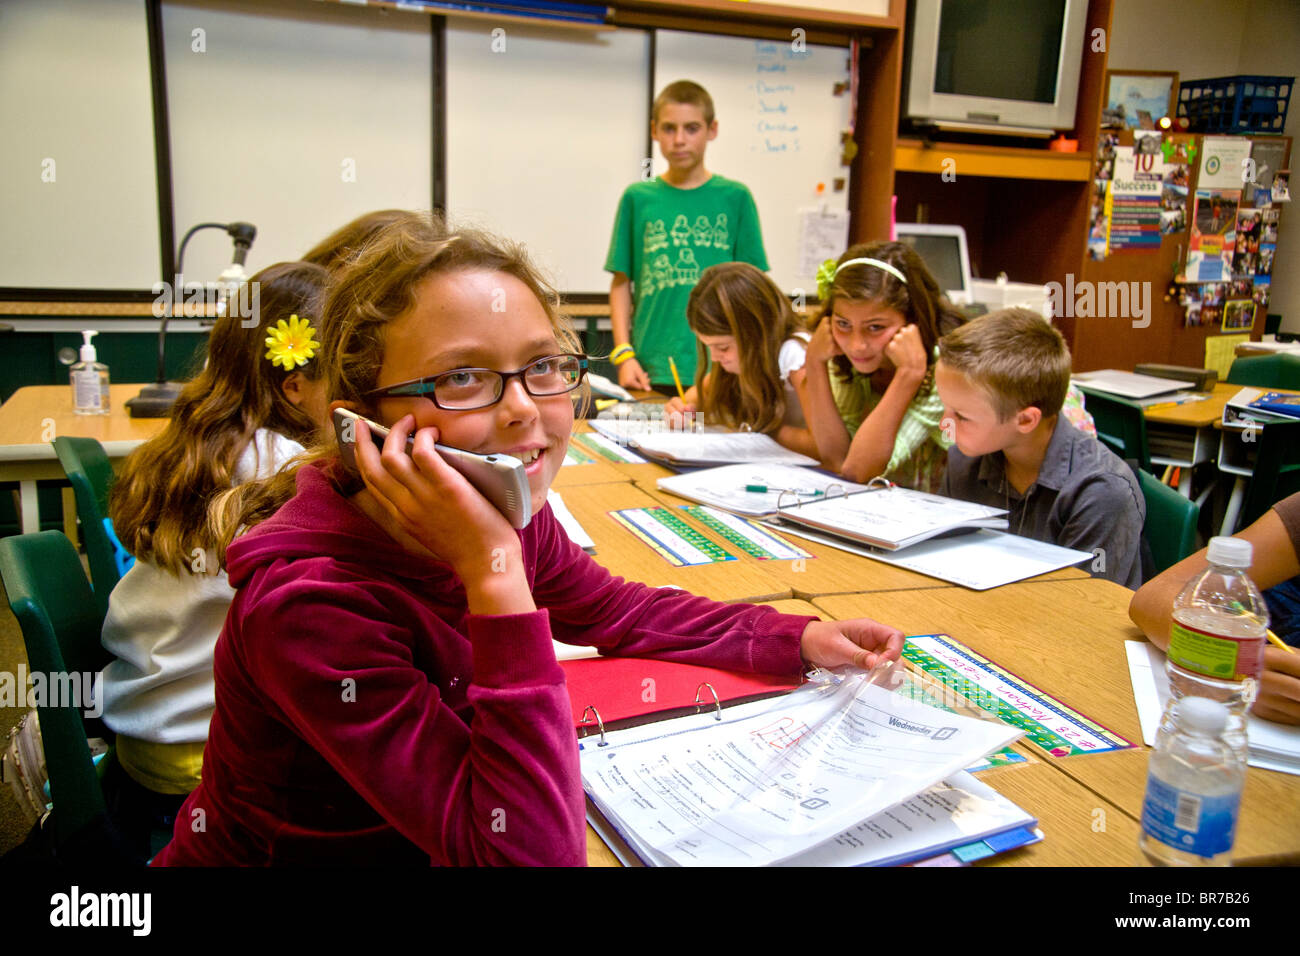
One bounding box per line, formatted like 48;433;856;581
903;0;1090;136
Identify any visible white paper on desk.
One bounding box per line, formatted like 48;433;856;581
657;463;871;517
776;525;1090;590
774;771;1035;867
632;432;818;467
581;673;1022;866
547;490;595;552
777;486;1007;551
1125;641;1300;775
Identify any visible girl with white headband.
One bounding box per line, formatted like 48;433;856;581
802;241;965;491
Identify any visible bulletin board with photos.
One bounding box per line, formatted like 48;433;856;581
1090;100;1290;337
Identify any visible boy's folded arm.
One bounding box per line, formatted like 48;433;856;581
241;586;585;866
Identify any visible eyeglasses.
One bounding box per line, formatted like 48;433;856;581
364;353;589;410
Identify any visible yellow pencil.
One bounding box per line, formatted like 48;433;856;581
1268;628;1295;654
667;356;686;400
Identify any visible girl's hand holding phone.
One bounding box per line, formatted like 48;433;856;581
354;415;533;614
799;618;905;671
806;318;842;366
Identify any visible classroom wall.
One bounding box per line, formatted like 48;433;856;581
1109;0;1300;335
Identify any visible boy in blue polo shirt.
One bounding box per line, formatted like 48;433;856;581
606;80;769;393
935;308;1146;588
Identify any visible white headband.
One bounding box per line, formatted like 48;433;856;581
836;257;908;286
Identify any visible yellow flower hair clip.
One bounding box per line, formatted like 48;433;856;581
264;314;319;370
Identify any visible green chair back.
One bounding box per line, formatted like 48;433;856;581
1225;353;1300;390
52;436;120;617
1240;419;1300;529
1080;390;1151;473
0;531;114;848
1137;471;1199;575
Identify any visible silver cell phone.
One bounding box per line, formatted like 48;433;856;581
332;407;532;529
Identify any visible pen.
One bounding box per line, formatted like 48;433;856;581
1144;395;1209;411
745;484;825;496
668;356;685;400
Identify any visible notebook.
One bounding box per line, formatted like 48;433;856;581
657;463;873;517
579;669;1033;867
771;481;1008;551
587;426;811;470
1073;370;1197;399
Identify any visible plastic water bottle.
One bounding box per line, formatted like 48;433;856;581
1139;697;1245;866
1164;536;1268;749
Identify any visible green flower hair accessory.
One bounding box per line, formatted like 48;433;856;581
815;258;838;300
264;314;319;370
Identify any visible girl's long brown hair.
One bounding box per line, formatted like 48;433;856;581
821;241;966;382
686;262;808;434
110;261;329;573
210;211;582;564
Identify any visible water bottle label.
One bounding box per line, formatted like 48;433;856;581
1141;774;1239;858
1168;619;1261;681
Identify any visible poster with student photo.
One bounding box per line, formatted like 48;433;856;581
1243;139;1289;206
1259;243;1276;276
1185;190;1239;281
1181;284;1202;328
1103;71;1177;130
1261;208;1279;242
1223;299;1256;332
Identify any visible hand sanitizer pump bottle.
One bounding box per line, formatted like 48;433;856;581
71;329;110;415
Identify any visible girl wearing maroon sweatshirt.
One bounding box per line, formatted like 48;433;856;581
154;212;903;866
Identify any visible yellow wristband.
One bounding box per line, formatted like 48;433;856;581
611;345;636;366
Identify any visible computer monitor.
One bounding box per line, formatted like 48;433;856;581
894;223;974;305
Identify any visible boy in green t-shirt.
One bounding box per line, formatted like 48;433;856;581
605;80;769;393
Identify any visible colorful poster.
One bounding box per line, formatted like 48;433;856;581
1185;189;1239;281
1109;146;1162;251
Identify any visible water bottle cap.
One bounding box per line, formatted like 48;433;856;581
1206;536;1252;568
1176;696;1229;735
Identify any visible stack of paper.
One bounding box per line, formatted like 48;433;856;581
1126;641;1300;775
657;463;872;516
588;419;816;467
582;671;1031;866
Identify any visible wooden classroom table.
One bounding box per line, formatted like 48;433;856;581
560;480;793;603
580;597;1147;867
814;578;1300;864
0;384;164;533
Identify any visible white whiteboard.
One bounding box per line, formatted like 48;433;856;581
0;0;162;289
654;31;852;293
162;0;432;285
444;18;650;294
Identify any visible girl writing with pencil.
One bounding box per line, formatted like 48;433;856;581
663;262;817;458
152;212;904;866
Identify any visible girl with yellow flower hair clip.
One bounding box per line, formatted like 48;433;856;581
101;260;331;858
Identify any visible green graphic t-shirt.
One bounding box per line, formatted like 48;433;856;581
605;175;768;385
